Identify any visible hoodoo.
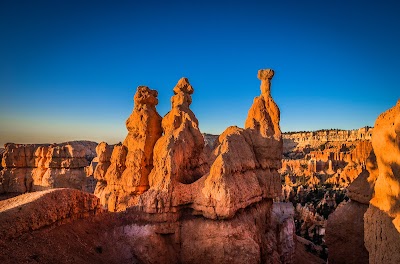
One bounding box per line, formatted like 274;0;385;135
94;86;162;211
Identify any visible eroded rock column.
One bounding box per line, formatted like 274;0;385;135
139;78;209;213
94;86;162;211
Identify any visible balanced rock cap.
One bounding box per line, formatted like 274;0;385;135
258;69;274;80
173;77;194;95
134;86;159;106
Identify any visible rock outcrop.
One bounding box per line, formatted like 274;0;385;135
90;69;295;262
325;167;373;264
364;100;400;264
283;127;373;148
0;188;102;240
0;141;97;194
135;70;281;220
137;78;209;215
326;99;400;264
94;86;162;211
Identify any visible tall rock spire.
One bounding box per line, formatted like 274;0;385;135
94;86;162;211
245;69;281;140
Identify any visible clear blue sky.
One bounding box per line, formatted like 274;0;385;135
1;0;399;146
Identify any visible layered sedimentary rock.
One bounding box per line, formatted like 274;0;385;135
86;69;295;263
364;100;400;264
138;78;209;214
281;139;373;189
137;70;281;220
94;86;162;211
0;193;294;264
0;141;97;194
283;127;373;148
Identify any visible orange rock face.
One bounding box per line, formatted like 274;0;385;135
148;78;208;188
364;100;400;264
135;71;282;220
193;70;282;218
245;69;281;140
327;100;400;264
94;86;162;211
0;141;97;194
0;188;102;240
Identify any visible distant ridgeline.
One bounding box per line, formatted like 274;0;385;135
283;126;373;143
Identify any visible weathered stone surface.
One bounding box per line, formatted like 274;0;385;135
1;144;39;168
0;141;97;194
0;198;294;264
149;78;207;188
324;101;400;264
137;78;209;214
0;188;102;240
326;200;369;264
122;86;163;192
195;69;281;218
194;125;281;219
94;86;163;211
137;70;282;220
93;142;113;182
369;100;400;221
245;69;281;140
364;205;400;264
347;167;374;204
271;202;296;263
363;100;400;264
283;127;373;148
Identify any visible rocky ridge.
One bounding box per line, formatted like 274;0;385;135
0;141;97;195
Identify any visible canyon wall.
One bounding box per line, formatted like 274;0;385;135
364;100;400;264
325;99;400;264
0;141;97;194
283;127;373;148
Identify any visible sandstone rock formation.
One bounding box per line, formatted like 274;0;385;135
0;141;97;194
89;70;295;262
364;100;400;264
94;86;162;211
283;127;373;149
0;188;102;240
155;77;209;185
0;192;294;264
325;99;400;264
281;139;373;189
325;168;373;264
134;70;281;220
